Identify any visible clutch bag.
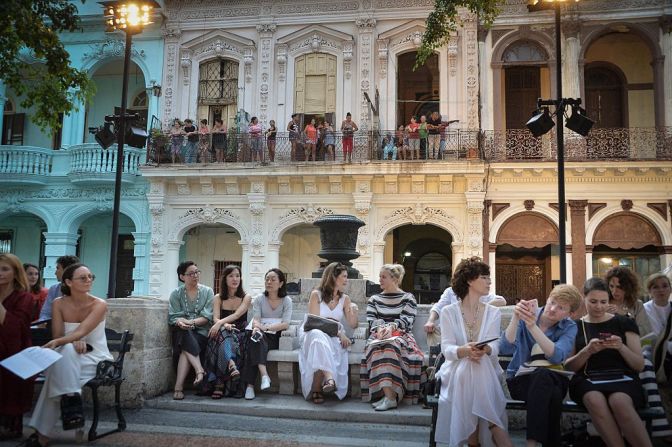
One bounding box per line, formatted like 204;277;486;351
304;314;339;337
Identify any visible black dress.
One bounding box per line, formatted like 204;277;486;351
569;314;645;407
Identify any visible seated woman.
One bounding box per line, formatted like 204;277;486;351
25;263;112;447
242;268;292;400
649;273;672;381
23;263;48;322
299;263;358;404
168;261;213;400
0;254;34;440
435;257;512;447
499;284;581;447
360;264;424;411
205;265;252;399
565;277;652;447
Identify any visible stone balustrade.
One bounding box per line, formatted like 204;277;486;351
0;146;53;184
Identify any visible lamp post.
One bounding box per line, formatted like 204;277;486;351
101;1;158;298
526;0;592;284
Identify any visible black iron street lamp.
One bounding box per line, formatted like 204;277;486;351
100;1;158;298
526;0;594;284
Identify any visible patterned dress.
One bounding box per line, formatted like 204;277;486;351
360;291;425;404
205;309;248;389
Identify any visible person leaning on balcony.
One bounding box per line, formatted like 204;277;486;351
427;111;442;160
565;277;652;447
304;118;318;162
382;133;397;160
499;284;581;447
169;119;185;164
424;285;506;347
198;119;211;163
168;261;213;401
248;117;263;163
211;118;227;163
0;254;34;441
361;264;425;411
418;115;429;160
287;113;300;161
321;121;336;161
406;117;420;160
183;119;199;164
265;120;277;162
299;263;359;404
434;257;513;447
340;112;358;163
242;268;292;400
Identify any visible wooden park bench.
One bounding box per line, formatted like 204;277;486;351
31;325;134;442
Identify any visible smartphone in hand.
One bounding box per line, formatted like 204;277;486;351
251;331;263;343
598;332;613;341
527;299;539;315
474;337;499;349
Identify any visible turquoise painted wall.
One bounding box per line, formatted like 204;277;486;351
0;214;46;266
79;213;134;297
5;88;56;149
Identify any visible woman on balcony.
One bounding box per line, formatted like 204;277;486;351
361;264;424;412
169;119;184;164
321;121;336;161
168;261;213;400
265;120;277;162
406;117;420;160
304;118;318;162
248;117;263;163
0;254;33;441
435;257;512;447
23;263;47;322
26;263;113;447
299;263;358;404
198;119;211;163
565;277;651;447
242;268;292;400
205;265;252;399
183;119;198;164
212;119;227;163
340;113;358;163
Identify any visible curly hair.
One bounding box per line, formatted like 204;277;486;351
452;256;489;300
605;266;640;307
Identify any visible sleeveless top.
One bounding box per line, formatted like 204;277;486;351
317;290;345;322
221;308;248;331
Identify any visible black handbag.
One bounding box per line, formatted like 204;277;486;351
304;314;339;337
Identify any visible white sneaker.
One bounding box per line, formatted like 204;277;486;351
371;398;385;408
374;397;398;411
260;375;271;390
245;386;255;400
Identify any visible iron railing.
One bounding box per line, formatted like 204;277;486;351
144;127;672;166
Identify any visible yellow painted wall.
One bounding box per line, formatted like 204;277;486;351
278;224;321;282
184;226;242;290
585;33;653;83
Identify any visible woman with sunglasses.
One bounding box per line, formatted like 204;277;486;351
24;263;112;447
299;263;359;404
168;261;213;400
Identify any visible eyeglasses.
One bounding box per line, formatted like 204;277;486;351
74;274;96;282
185;270;201;277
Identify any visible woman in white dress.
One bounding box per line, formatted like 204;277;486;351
299;263;358;403
24;263;112;447
436;257;512;447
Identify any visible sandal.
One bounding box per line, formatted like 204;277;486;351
311;392;324;404
321;378;336;394
60;394;85;431
18;433;45;447
193;370;205;386
228;363;240;380
173;390;184;400
211;385;224;400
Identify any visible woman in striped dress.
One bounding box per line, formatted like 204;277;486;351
360;264;425;411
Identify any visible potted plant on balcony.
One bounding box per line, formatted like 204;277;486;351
149;128;169;164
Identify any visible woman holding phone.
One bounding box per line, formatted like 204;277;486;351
435;257;512;447
565;277;651;447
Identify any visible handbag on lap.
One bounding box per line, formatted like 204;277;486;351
304;314;339;337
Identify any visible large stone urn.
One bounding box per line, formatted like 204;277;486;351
312;214;365;278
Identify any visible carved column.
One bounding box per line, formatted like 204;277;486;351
660;16;672;127
256;24;276;127
372;243;385;279
569;200;588;289
60;93;84;147
179;48;192;119
460;12;480;129
483;200;491;263
131;231;149;296
42;232;80;287
243;46;255;114
343;41;354;117
447;33;459;120
247;178;268;294
147;181;167;297
562;18;581;99
477;26;492;130
376;38;389;128
161;28;181;128
356;18;376;130
275;44;288;123
464;176;485;258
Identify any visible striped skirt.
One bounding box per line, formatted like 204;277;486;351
360;331;425;404
641;356;672;437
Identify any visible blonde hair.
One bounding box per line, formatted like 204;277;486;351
0;253;29;292
548;284;582;312
380;264;405;283
646;272;671;291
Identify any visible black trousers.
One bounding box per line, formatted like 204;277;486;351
241;331;280;386
507;368;569;447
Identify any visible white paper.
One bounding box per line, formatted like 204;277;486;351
0;346;62;380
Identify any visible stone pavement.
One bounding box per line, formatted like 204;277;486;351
2;393;532;447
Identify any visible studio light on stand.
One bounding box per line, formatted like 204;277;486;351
94;122;116;149
565;105;594;137
526;108;555;138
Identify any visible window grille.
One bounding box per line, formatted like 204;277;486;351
199;59;239;105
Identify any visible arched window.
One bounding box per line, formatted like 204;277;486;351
502;41;548;130
502;41;548;63
132;91;148;109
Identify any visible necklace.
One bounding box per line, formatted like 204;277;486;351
461;302;480;342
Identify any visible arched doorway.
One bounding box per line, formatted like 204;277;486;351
585;64;626;128
396;51;439;128
0;212;49;270
495;213;558;304
591;212;662;292
181;224;243;294
279;224;322;283
198;58;239;129
85;60;146;144
382;224;453;304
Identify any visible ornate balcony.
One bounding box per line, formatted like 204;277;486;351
67;144;144;185
0;146;53;185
